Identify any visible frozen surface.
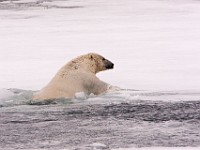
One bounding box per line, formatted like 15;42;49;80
1;0;200;91
1;0;200;149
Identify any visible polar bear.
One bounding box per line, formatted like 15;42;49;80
33;53;114;100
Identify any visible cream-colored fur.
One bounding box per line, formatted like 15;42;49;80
33;53;114;100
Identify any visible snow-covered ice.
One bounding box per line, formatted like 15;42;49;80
1;0;200;92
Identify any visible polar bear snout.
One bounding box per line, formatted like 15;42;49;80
105;60;114;69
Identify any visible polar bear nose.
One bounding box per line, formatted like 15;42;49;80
106;61;114;69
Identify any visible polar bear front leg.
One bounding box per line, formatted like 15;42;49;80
89;77;120;95
88;77;109;95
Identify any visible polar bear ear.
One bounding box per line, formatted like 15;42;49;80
88;54;94;60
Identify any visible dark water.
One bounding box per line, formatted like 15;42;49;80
1;99;200;149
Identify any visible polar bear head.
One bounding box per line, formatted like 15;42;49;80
87;53;114;73
68;53;114;74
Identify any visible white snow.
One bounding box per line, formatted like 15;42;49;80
1;0;200;93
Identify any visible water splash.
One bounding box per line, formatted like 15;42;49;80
0;88;34;107
1;88;200;107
